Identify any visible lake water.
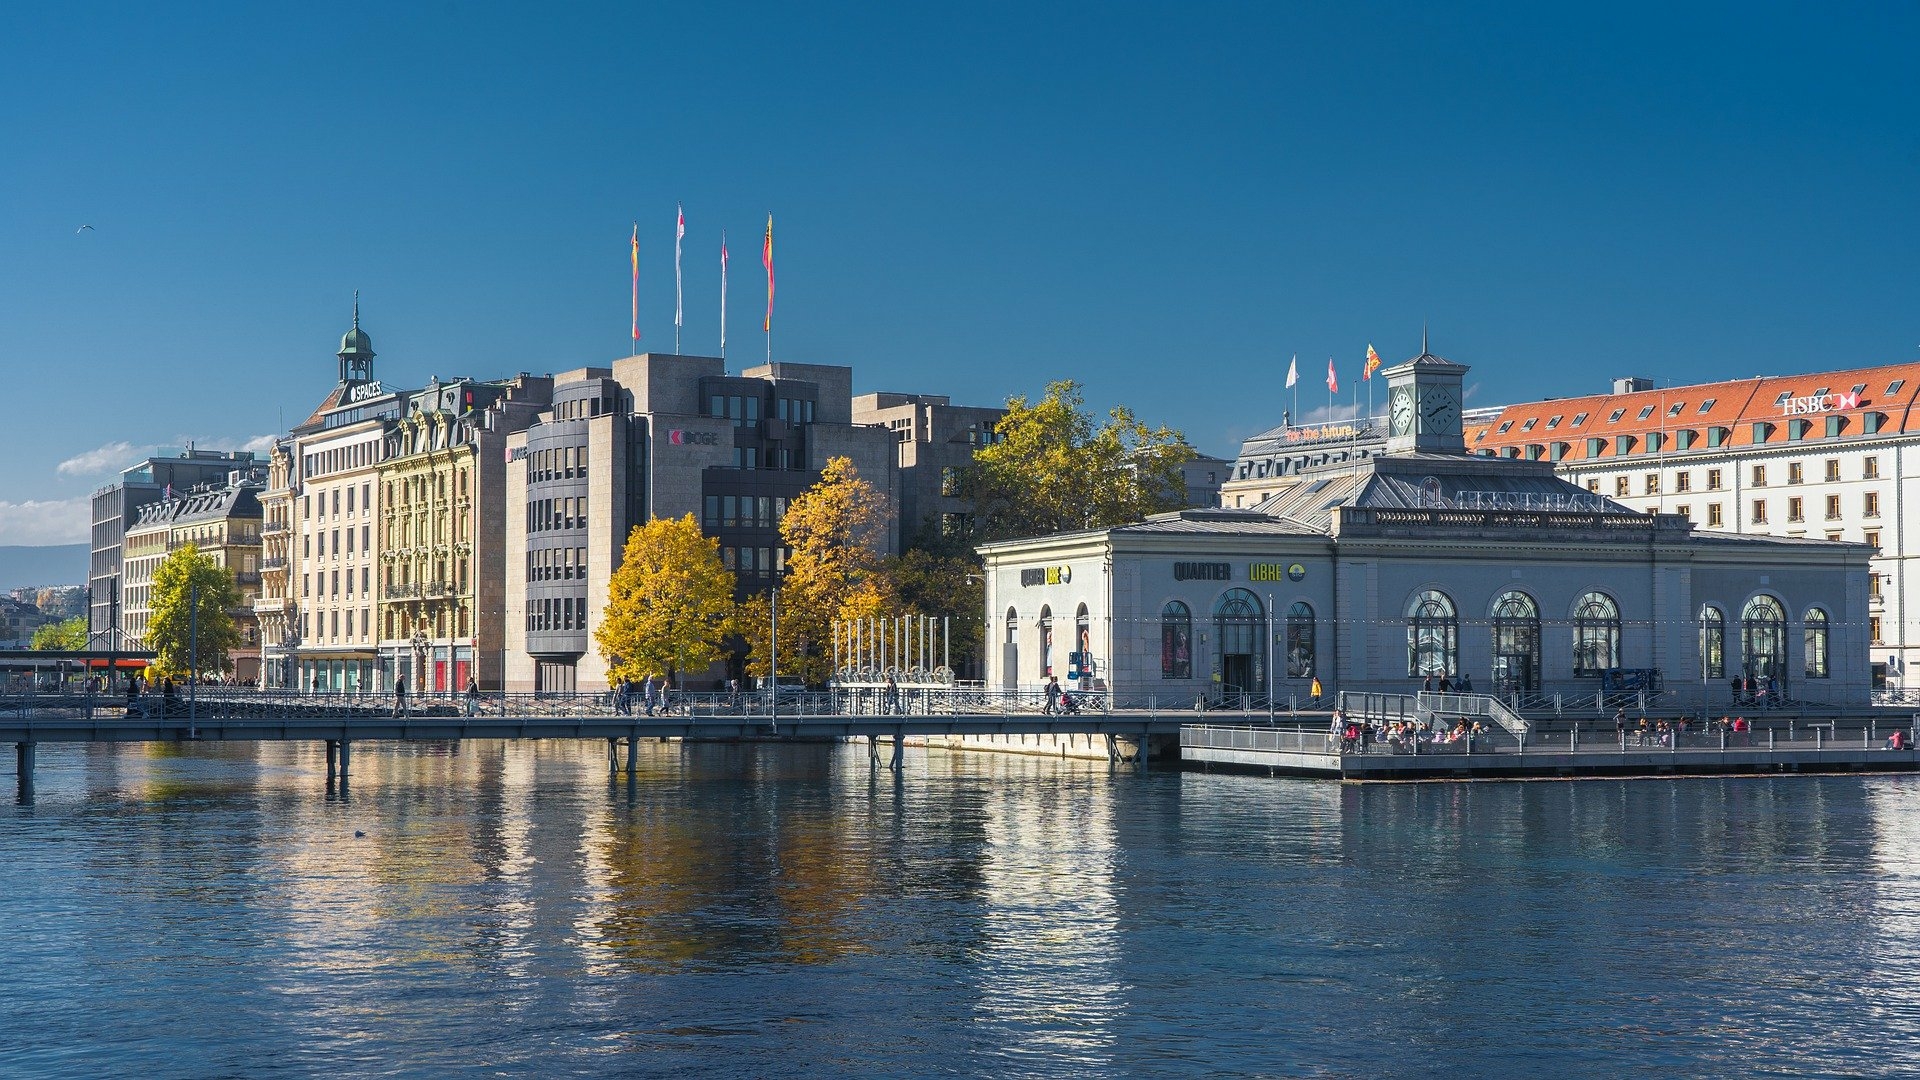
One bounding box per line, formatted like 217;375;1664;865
3;739;1918;1077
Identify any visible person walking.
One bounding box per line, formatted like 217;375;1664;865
393;676;408;719
1044;675;1061;715
885;674;901;715
726;678;741;711
1309;675;1323;705
642;674;658;717
465;676;480;718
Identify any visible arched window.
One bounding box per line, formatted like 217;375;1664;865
1075;603;1091;680
1005;607;1018;644
1490;590;1540;694
1406;589;1457;677
1161;601;1192;679
1286;601;1316;679
1700;605;1725;680
1038;605;1053;678
1572;591;1621;677
1212;589;1266;693
1741;594;1787;682
1803;607;1829;679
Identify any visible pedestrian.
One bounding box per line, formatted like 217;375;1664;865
726;677;741;711
465;676;480;718
642;673;658;717
1459;672;1473;694
1438;674;1453;694
393;675;408;718
885;674;900;715
1765;675;1779;708
1044;675;1061;715
1422;673;1435;694
1309;675;1322;705
1328;707;1345;748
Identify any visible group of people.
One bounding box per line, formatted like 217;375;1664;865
1328;708;1483;754
1730;674;1785;707
613;675;670;716
1419;672;1474;695
1042;675;1084;715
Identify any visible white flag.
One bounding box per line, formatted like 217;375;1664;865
674;203;685;331
720;231;729;353
1285;354;1298;388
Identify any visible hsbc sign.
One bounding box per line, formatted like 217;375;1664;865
667;429;719;446
1780;392;1860;416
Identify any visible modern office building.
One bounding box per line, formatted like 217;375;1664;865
982;348;1872;709
850;392;1007;547
504;353;901;693
89;449;262;650
1466;361;1920;687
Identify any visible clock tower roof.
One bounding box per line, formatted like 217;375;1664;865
1382;333;1469;457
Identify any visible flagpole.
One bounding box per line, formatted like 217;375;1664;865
630;221;639;357
674;203;685;355
1291;353;1298;428
720;230;729;363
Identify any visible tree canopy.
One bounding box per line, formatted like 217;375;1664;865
595;514;737;685
741;456;894;684
30;615;87;652
967;379;1197;541
146;544;242;680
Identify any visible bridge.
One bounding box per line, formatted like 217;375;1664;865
0;688;1194;798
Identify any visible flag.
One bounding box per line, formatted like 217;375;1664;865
1364;343;1381;380
720;231;729;352
630;223;640;345
762;213;774;333
674;203;685;333
1285;354;1298;389
1326;357;1338;395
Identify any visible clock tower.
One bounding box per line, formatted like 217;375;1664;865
1382;335;1469;456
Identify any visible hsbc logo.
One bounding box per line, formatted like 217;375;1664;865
1780;392;1861;416
668;429;718;446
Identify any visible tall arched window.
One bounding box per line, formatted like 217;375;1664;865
1741;594;1787;682
1406;589;1457;677
1572;591;1621;677
1161;601;1192;679
1803;607;1829;679
1286;601;1316;679
1038;605;1053;677
1700;605;1725;680
1212;589;1266;693
1490;590;1540;694
1005;607;1018;644
1075;603;1091;680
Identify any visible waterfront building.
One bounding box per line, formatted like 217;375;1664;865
89;449;262;651
118;477;265;678
981;348;1872;709
503;353;902;693
849;392;1006;546
253;440;296;688
1466;362;1920;688
374;374;550;695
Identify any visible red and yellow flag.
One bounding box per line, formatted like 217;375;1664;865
762;213;775;333
630;223;640;345
1363;343;1381;380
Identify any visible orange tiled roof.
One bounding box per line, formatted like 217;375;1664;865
1470;361;1920;463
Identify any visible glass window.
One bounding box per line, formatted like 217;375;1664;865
1211;589;1265;691
1803;608;1829;679
1490;591;1540;695
1572;591;1620;677
1741;595;1787;684
1039;605;1054;677
1405;589;1457;677
1285;602;1315;679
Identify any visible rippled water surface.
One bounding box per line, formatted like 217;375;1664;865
3;740;1919;1077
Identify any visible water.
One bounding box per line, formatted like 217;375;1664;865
3;740;1919;1078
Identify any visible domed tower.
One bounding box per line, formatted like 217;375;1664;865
337;292;376;385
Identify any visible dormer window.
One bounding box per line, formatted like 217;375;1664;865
1887;380;1905;396
1638;405;1656;420
1775;391;1794;407
1521;418;1537;431
1546;415;1562;429
1667;402;1685;417
1497;420;1514;434
1608;409;1626;423
1572;412;1588;426
1697;399;1716;414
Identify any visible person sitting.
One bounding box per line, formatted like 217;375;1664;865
1887;729;1908;751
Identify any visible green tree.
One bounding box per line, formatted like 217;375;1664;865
146;544;242;681
742;456;894;684
596;514;738;685
879;548;984;677
967;379;1197;541
30;615;87;652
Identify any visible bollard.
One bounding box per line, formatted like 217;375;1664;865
1816;727;1823;750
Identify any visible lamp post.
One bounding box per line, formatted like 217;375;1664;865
411;625;429;700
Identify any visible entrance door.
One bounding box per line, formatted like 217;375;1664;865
1221;654;1253;696
1492;650;1537;694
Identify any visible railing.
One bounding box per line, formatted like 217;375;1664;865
385;583;421;599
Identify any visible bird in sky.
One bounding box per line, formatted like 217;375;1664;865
75;225;93;233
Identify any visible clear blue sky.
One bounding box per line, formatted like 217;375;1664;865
3;1;1916;545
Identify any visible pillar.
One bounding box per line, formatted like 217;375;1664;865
338;740;351;780
15;742;34;801
890;732;904;772
325;739;338;780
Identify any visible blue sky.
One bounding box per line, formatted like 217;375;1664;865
3;1;1916;545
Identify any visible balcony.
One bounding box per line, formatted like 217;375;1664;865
385;583;421;600
261;558;286;571
262;521;288;536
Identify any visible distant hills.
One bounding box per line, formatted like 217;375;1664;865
0;544;88;594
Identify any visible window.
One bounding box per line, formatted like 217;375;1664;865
1708;427;1729;447
1752;422;1774;443
1788;418;1809;441
1752;500;1768;524
1521;418;1537;432
1546;415;1562;429
1889;380;1907;396
1803;608;1829;679
1212;590;1266;690
1490;591;1540;694
1588;438;1607;458
1572;591;1620;677
1572;412;1589;426
1675;503;1691;519
1825;415;1846;438
1285;602;1315;679
1615;477;1630;497
1865;456;1880;479
1865;491;1881;517
1871;616;1883;644
1866;528;1881;549
1700;606;1725;680
1787;497;1803;522
1405;589;1457;677
1698;399;1716;414
1826;495;1842;519
1608;409;1626;423
1667;402;1685;417
1824;458;1841;482
1788;462;1803;484
1586;479;1601;494
1637;405;1656;421
1644;473;1660;495
1497;420;1514;434
1742;595;1787;682
1675;472;1691;493
1775;391;1794;407
1707;469;1722;491
1752;465;1767;487
1039;605;1053;676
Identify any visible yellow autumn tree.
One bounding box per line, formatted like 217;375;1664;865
741;456;895;684
595;514;738;685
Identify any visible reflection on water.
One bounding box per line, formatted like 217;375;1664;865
3;741;1920;1076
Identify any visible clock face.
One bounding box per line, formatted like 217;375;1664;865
1389;386;1415;436
1419;385;1459;435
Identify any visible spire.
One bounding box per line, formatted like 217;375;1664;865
353;290;361;331
1422;322;1429;356
337;291;376;383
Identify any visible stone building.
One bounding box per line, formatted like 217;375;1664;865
118;478;265;680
